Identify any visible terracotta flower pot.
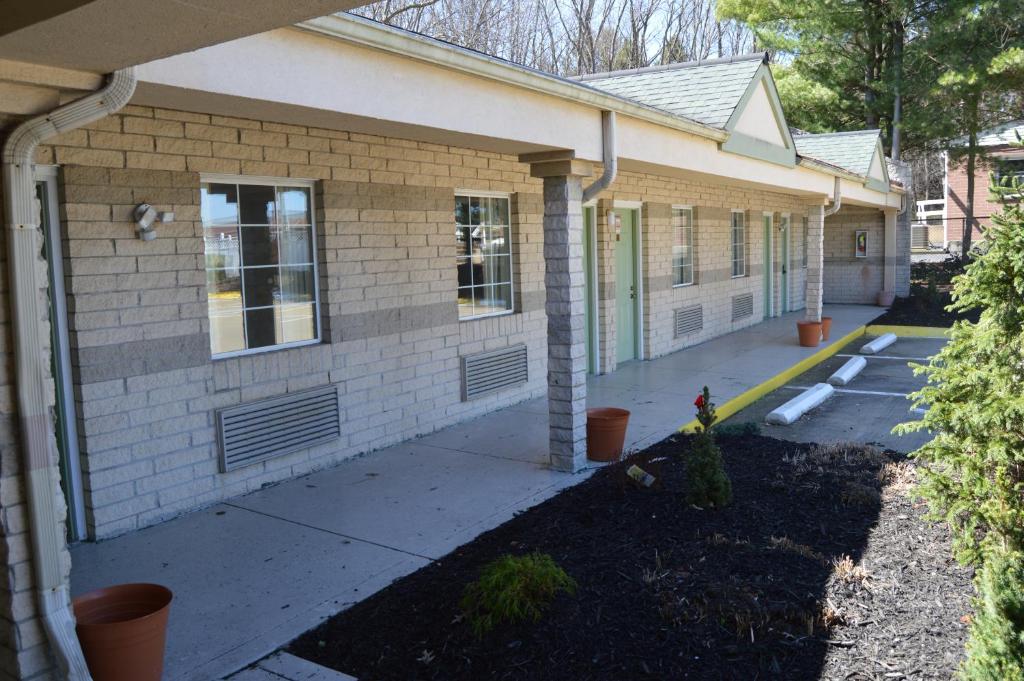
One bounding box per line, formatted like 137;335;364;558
797;321;822;347
74;583;173;681
586;407;631;462
820;316;833;341
877;290;896;306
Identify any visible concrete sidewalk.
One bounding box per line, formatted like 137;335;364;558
69;304;881;681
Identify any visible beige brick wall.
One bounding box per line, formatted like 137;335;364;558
590;172;813;366
823;206;885;305
33;107;549;539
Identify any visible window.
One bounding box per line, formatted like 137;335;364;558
672;207;695;286
802;216;809;268
996;158;1024;185
731;211;746;277
201;178;319;356
455;193;514;320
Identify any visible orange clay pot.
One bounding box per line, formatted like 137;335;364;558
586;408;631;462
820;316;833;341
797;321;822;347
74;583;172;681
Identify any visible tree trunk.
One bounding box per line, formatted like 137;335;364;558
890;20;904;159
963;127;977;259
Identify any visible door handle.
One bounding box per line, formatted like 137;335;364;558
629;286;636;300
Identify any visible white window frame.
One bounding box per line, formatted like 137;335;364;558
672;205;695;287
731;209;746;278
201;173;322;359
455;189;516;321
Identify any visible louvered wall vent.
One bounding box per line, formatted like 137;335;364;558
216;386;340;473
462;344;528;401
674;305;703;338
732;293;754;321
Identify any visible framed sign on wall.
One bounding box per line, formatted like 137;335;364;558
855;230;868;258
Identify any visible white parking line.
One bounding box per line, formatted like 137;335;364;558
784;385;910;398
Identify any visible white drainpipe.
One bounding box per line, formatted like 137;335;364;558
582;110;617;203
2;67;136;681
824;176;842;217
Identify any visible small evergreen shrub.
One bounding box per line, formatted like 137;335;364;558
961;548;1024;681
460;552;576;637
685;386;732;507
715;421;760;438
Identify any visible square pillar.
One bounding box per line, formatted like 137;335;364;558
805;203;825;322
521;150;592;472
883;208;898;293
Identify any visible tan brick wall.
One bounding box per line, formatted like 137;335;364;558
823;206;885;304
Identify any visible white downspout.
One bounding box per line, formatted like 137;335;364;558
2;67;136;681
824;176;842;217
582;111;617;203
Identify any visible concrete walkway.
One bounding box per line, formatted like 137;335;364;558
69;304;881;681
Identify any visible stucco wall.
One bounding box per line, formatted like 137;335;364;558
823;206;885;305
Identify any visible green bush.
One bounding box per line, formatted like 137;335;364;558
715;421;760;438
460;552;576;637
897;169;1024;566
686;386;733;507
961;549;1024;680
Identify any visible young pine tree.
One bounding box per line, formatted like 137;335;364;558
897;167;1024;566
686;386;732;508
960;548;1024;680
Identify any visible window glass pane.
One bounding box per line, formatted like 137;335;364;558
469;196;483;225
455;196;470;225
482;224;510;255
277;226;313;265
238;184;276;225
458;286;474;319
279;266;314;303
240;225;276;266
207;271;244;354
241;267;279;309
279;303;316;344
201;184;238;226
456;256;473;288
491;198;509;225
204;226;240;272
245;307;278;349
278;187;311;226
481;254;511;285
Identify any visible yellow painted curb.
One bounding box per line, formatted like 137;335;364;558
865;324;951;338
678;325;868;433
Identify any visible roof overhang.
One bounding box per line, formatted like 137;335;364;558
0;0;372;73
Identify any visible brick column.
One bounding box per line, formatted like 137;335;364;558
520;151;592;472
805;203;825;322
883;208;898;293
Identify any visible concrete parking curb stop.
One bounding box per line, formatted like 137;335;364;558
765;383;835;425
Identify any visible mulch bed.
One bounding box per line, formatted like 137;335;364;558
290;434;973;680
871;258;979;327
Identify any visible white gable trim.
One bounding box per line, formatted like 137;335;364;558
720;63;796;168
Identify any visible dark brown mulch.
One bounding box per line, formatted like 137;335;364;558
290;434;972;680
871;259;979;327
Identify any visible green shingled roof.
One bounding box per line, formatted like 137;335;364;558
793;130;881;177
578;55;766;129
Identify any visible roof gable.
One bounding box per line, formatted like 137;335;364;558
794;129;890;190
578;54;765;129
720;63;796;167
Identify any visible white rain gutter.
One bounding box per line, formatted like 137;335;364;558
823;177;843;217
2;67;136;681
582;111;617;203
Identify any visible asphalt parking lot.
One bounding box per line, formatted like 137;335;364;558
730;335;947;453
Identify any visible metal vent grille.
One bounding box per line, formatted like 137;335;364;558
732;293;754;321
674;305;703;338
216;386;340;472
462;344;528;401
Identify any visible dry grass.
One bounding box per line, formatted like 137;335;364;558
840;482;882;507
819;598;848;628
878;461;916;491
832;555;871;586
769;535;828;566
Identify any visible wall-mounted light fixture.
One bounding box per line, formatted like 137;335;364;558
607;210;623;241
133;203;174;241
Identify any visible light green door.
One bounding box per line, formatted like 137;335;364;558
780;216;790;313
583;206;597;374
614;208;637;363
763;214;773;319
